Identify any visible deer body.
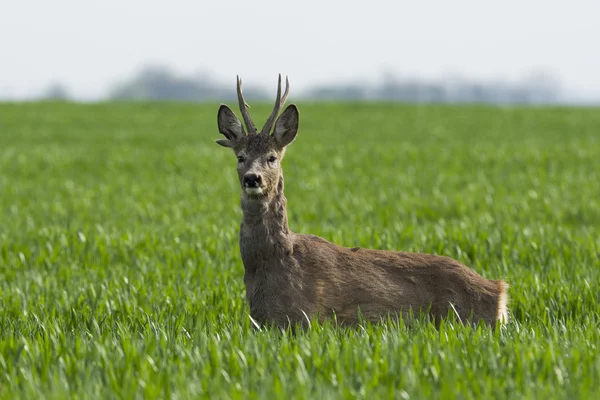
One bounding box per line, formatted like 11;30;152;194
216;75;509;328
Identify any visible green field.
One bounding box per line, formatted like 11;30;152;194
1;102;599;399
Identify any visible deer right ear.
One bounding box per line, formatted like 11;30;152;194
273;104;299;148
217;104;244;143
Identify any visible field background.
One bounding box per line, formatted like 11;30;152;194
1;102;599;399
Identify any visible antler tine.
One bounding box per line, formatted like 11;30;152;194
237;75;256;134
280;75;290;108
261;74;290;135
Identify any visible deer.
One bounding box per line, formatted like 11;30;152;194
215;74;509;329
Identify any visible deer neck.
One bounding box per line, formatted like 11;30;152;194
240;176;293;272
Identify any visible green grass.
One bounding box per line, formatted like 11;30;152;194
0;101;599;399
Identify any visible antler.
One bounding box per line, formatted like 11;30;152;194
237;76;256;134
261;74;290;135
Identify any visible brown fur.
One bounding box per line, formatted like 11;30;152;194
216;75;509;329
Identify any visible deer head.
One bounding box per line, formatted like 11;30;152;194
216;75;299;200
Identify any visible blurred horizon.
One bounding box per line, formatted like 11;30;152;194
2;0;599;105
18;65;579;106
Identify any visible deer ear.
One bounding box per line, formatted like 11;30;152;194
273;104;299;147
215;139;234;148
217;104;244;142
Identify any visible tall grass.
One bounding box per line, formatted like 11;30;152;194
1;102;599;399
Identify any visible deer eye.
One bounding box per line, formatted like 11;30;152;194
267;156;277;163
237;156;245;163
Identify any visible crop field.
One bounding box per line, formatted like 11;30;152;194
0;102;599;399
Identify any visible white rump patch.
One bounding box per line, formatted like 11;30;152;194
497;282;510;324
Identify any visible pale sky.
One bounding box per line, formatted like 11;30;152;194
1;0;599;100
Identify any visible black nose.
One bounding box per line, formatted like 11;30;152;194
244;173;262;187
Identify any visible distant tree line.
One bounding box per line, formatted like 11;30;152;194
110;66;269;102
40;65;564;104
307;71;560;104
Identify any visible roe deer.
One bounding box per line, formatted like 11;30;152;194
215;75;509;328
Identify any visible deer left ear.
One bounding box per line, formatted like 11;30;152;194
215;139;234;148
273;104;299;148
217;104;244;142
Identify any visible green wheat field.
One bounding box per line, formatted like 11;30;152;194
1;102;599;399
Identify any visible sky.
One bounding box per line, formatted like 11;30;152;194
1;0;599;101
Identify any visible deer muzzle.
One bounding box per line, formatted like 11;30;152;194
243;173;264;195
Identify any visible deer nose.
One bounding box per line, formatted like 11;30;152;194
244;173;262;187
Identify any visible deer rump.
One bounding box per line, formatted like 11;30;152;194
244;233;509;328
